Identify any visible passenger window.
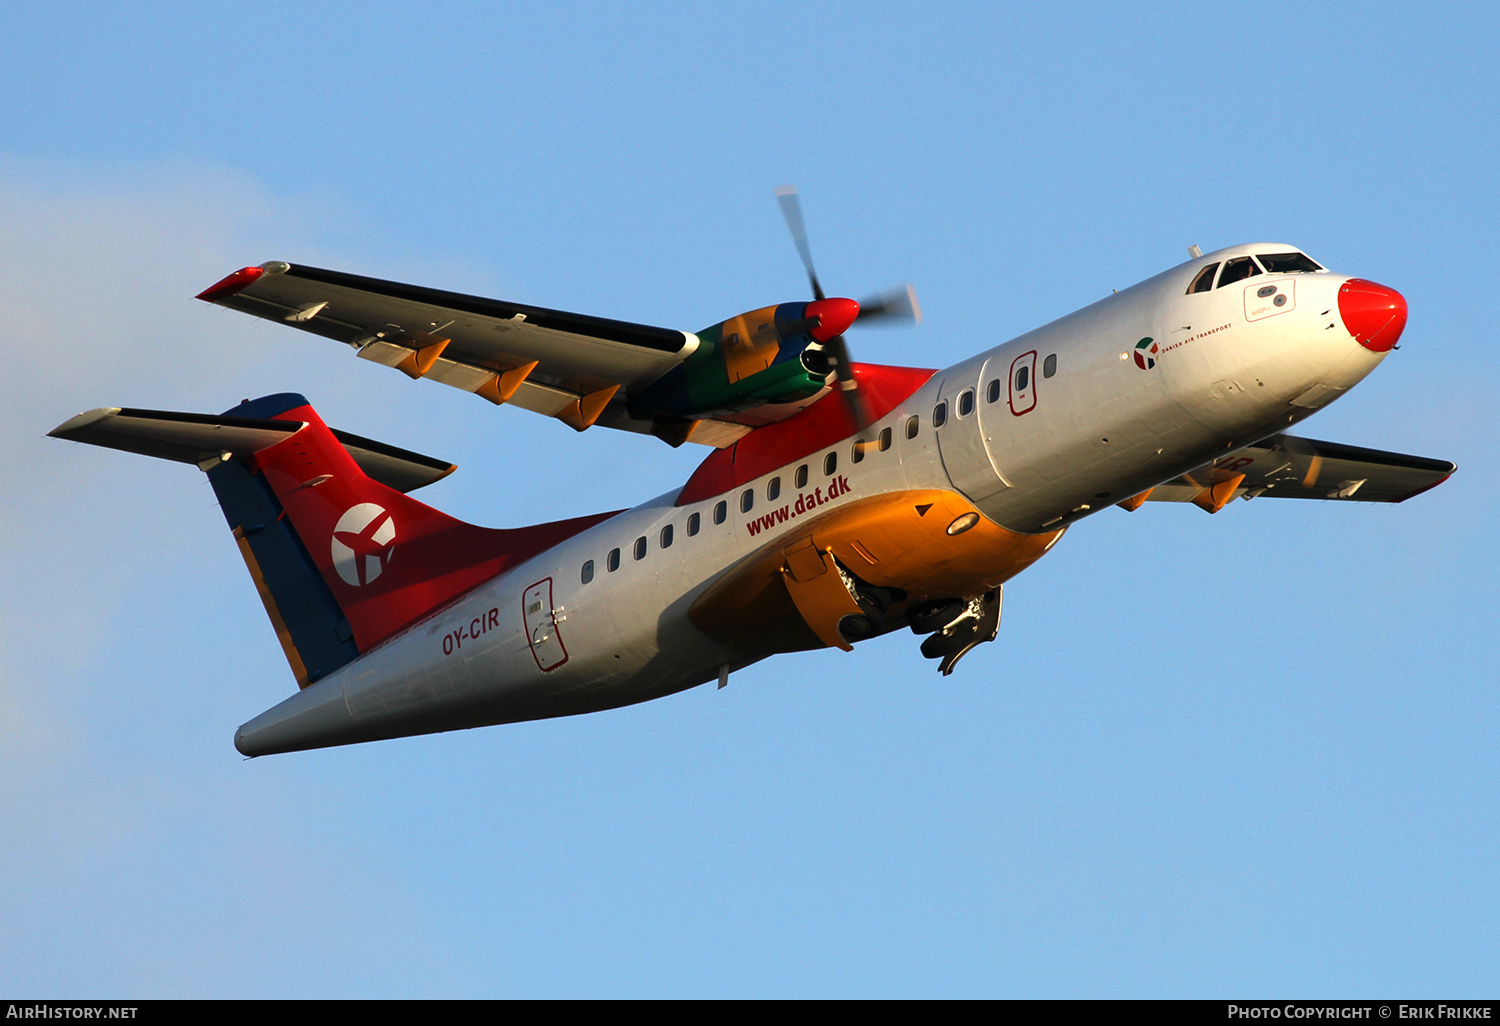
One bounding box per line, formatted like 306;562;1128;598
879;427;892;451
795;464;809;488
933;402;948;428
660;524;673;549
767;477;781;501
607;548;620;572
905;415;919;439
958;390;974;416
1015;365;1030;391
824;451;838;476
1188;263;1220;293
687;512;701;537
1217;256;1262;287
713;500;727;525
581;559;594;584
986;379;1001;403
740;488;754;513
634;536;647;560
1043;354;1057;378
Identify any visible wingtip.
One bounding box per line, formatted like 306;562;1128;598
196;265;265;302
197;261;290;301
1393;466;1456;503
47;407;122;440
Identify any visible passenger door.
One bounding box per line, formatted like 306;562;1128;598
1007;350;1037;415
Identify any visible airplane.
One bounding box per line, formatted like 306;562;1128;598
49;190;1454;757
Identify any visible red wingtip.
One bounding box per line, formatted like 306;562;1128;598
197;265;265;302
1338;279;1407;353
805;297;860;342
1394;469;1455;503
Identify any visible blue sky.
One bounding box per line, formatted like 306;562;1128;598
1;2;1495;997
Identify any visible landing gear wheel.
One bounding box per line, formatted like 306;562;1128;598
920;621;977;659
838;613;881;642
861;586;900;616
909;598;965;634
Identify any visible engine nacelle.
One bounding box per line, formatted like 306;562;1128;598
628;298;858;423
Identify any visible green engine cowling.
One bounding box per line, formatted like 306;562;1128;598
628;298;858;427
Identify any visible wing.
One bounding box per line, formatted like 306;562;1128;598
197;262;757;447
1141;434;1455;511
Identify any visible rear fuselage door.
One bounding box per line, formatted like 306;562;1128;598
522;577;569;672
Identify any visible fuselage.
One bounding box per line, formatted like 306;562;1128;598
236;244;1400;755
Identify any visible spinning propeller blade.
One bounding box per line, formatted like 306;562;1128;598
774;185;825;302
774;186;918;430
857;283;922;327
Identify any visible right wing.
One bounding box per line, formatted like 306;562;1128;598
1142;434;1455;511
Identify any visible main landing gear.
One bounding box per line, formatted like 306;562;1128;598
835;570;905;644
825;558;1002;675
908;588;1002;676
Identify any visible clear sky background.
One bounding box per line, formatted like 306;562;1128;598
1;2;1495;998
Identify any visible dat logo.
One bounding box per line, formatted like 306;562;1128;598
1133;336;1159;370
331;503;396;587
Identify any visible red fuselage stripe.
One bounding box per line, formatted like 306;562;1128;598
676;362;935;505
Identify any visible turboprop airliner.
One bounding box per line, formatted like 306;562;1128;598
50;190;1453;756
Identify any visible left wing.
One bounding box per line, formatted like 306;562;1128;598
1137;434;1455;512
198;262;754;447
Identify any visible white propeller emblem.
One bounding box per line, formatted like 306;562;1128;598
330;503;396;586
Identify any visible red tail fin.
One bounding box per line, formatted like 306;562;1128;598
253;402;614;651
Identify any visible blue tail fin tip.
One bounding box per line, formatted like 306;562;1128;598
223;393;311;419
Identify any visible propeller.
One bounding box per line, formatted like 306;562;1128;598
774;185;920;430
856;283;922;327
775;184;825;302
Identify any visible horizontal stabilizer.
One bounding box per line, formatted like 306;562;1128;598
1148;434;1455;506
49;406;456;493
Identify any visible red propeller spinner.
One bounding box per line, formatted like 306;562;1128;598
774;186;920;429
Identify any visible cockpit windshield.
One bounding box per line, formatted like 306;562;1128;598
1217;256;1263;288
1187;263;1219;294
1186;250;1326;296
1257;252;1324;274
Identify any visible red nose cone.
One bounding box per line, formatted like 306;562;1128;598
1338;279;1407;353
805;297;860;342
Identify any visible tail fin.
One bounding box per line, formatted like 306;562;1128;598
52;393;616;686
